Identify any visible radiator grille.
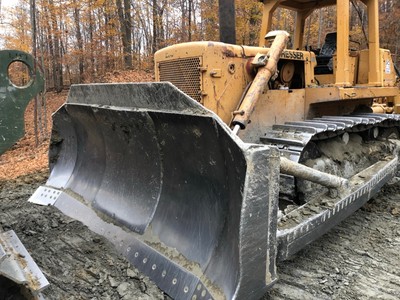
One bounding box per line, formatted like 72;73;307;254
158;57;202;102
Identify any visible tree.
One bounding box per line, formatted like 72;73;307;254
1;0;399;89
116;0;132;69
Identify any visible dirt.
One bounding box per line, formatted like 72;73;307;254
0;171;398;299
298;134;398;203
0;173;167;300
268;177;400;300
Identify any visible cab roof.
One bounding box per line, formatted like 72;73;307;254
260;0;367;11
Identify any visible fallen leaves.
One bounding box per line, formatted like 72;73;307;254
0;91;67;180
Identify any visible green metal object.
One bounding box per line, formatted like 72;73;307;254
0;50;45;155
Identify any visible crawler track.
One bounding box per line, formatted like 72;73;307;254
262;113;400;201
261;113;400;261
261;113;400;163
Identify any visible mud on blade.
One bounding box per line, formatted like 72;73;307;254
29;83;281;300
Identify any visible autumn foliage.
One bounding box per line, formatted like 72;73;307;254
0;0;399;91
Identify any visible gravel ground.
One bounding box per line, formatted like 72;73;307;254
0;172;399;299
0;172;166;300
267;177;400;300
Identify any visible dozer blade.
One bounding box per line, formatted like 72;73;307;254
0;50;45;155
29;83;281;300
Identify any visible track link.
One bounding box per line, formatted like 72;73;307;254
261;113;400;163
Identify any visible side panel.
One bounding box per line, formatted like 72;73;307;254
155;42;314;127
357;49;397;86
155;42;251;125
239;89;306;143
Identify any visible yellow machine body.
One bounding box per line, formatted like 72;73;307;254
155;44;398;142
155;0;400;142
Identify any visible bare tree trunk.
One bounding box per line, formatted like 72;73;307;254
317;9;323;48
218;0;236;44
116;0;133;69
88;6;96;79
123;0;132;68
43;2;55;89
30;0;39;146
152;0;165;53
306;14;312;49
73;0;84;82
152;0;157;52
248;5;258;45
350;0;368;46
188;0;192;41
276;8;281;30
180;0;186;41
37;13;48;135
48;0;63;92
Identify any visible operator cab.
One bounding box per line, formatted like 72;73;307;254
314;32;337;75
259;0;385;87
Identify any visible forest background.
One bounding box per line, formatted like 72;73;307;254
0;0;399;91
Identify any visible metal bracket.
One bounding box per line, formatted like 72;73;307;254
0;230;49;299
252;53;269;67
0;50;45;155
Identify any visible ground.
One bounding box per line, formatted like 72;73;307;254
0;71;399;299
0;173;165;300
267;180;400;300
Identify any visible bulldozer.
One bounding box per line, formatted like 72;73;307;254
29;0;399;299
